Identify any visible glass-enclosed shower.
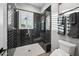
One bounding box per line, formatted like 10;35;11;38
7;3;51;56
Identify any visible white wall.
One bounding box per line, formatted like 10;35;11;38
0;3;7;56
51;3;59;50
0;3;7;50
0;3;3;49
16;3;41;13
3;3;7;50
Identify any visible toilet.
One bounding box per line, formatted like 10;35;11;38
50;40;76;56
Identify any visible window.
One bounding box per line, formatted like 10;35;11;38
19;10;34;29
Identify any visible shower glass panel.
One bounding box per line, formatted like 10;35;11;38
19;10;34;29
46;11;51;30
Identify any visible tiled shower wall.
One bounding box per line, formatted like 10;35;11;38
8;29;17;49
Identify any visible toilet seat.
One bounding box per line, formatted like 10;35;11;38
50;48;70;56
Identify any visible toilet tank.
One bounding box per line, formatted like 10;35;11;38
59;40;76;56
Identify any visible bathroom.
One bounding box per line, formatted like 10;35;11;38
0;3;79;56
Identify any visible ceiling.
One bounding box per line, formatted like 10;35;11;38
16;3;51;13
27;3;48;9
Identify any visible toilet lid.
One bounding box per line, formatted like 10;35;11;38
50;48;70;56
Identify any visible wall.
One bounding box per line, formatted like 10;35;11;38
0;3;3;49
0;3;7;55
51;3;79;55
16;3;41;13
59;3;79;56
51;3;59;50
3;3;7;50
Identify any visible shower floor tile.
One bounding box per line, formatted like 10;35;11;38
8;43;45;56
